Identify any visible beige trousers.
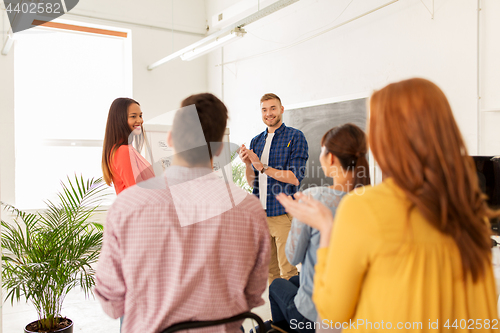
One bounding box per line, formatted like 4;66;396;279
267;213;298;284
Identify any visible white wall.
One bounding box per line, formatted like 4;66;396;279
480;0;500;155
0;0;209;207
69;0;207;35
206;0;500;157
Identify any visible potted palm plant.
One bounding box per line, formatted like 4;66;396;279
1;175;108;333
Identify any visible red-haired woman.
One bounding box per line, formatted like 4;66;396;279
278;78;499;332
102;98;154;195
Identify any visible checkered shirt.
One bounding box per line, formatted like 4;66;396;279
250;123;309;217
95;166;270;333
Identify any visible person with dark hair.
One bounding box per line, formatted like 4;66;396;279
101;97;155;331
263;124;370;333
239;93;309;285
277;78;500;332
171;93;228;167
95;93;270;333
101;97;154;194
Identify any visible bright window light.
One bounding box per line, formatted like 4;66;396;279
14;21;132;209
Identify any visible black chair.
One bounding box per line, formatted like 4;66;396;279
160;311;266;333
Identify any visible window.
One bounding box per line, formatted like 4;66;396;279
14;20;132;208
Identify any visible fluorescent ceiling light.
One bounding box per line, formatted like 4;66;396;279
148;0;300;70
180;28;246;61
1;30;14;56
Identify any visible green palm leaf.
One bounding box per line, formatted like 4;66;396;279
1;175;109;330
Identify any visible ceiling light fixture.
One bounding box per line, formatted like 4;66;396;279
147;0;300;70
180;27;246;61
1;30;14;56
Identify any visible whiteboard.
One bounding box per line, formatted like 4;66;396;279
142;124;232;182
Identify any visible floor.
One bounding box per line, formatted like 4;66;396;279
2;285;272;333
2;288;119;333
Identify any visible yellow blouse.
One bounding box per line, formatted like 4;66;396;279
313;178;498;332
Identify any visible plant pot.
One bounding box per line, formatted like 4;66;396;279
24;318;73;333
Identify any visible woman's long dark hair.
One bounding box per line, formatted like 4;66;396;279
321;123;371;189
101;97;144;186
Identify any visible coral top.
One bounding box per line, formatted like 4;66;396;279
314;178;498;332
111;145;155;195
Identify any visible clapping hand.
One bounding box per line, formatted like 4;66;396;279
276;192;335;247
239;144;263;171
238;144;251;165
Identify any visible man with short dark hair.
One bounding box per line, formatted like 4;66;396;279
95;93;270;333
240;93;308;284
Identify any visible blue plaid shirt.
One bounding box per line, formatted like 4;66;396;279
250;123;308;217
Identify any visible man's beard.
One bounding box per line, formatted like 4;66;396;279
267;115;281;127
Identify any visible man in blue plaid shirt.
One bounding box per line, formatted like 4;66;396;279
239;93;308;284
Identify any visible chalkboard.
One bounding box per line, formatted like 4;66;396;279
284;98;368;190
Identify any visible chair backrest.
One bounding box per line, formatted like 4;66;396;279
160;311;266;333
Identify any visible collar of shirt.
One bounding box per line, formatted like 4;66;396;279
163;165;216;184
260;122;287;139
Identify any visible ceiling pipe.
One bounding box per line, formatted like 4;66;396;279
147;0;301;70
